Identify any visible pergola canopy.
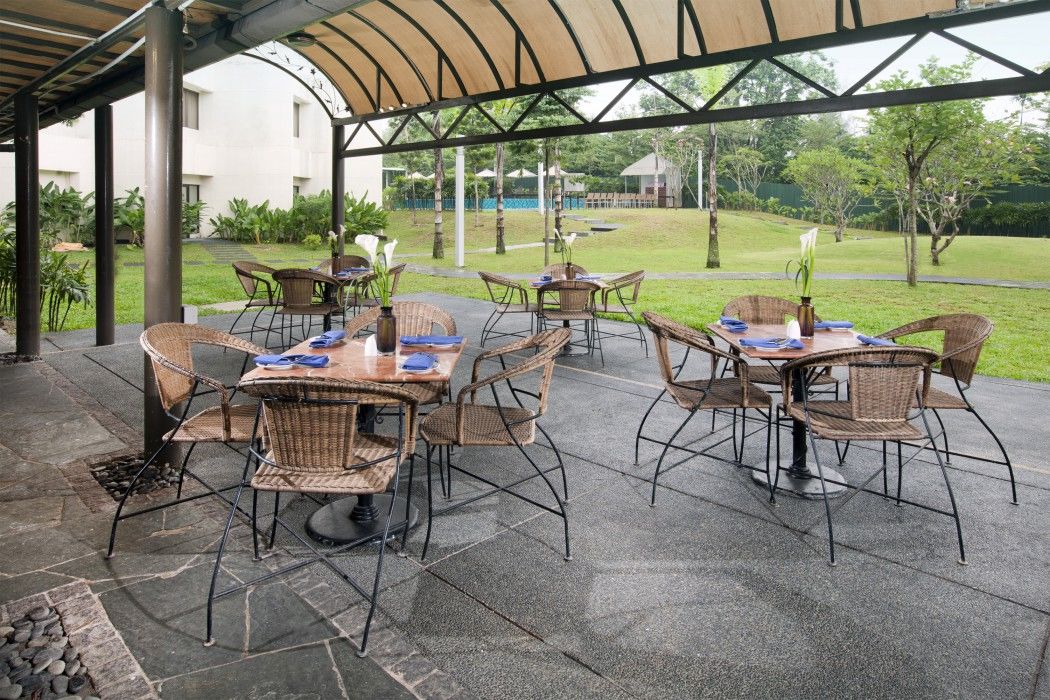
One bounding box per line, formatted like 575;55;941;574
297;0;995;119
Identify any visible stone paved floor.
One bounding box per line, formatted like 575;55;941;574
2;293;1049;698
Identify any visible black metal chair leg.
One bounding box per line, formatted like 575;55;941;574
399;455;416;555
932;408;950;463
970;406;1018;505
268;492;280;549
807;431;837;566
358;464;400;657
107;434;177;558
919;411;967;564
651;408;700;506
205;452;253;647
421;444;436;562
764;408;776;504
251;489;261;561
634;390;666;465
895;441;904;507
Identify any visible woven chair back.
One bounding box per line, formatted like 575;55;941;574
239;377;418;473
723;295;821;325
273;269;330;307
345;301;456;337
607;270;645;303
330;254;370;273
140;323;261;410
938;314;992;385
542;262;589;278
539;280;598;314
232;261;276;298
643;312;718;384
479;271;522;303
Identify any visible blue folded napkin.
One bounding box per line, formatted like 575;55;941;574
254;354;330;368
814;320;854;330
400;335;464;346
539;275;552;281
740;337;804;350
309;330;346;348
719;315;749;333
342;267;370;273
858;335;896;347
401;352;437;371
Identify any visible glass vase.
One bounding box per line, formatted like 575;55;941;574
797;297;815;338
565;263;576;281
376;306;397;355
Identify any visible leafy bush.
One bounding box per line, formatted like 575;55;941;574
963;201;1050;235
302;233;323;248
40;182;94;243
209;192;387;244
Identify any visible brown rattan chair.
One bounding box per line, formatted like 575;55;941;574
779;346;965;566
876;313;1016;504
596;270;647;356
357;263;406;310
414;328;572;561
542;262;589;278
206;377;419;657
272;269;343;347
635;312;773;505
478;271;534;347
107;323;268;558
345;301;457;411
536;280;603;363
230;261;281;347
721;295;840;393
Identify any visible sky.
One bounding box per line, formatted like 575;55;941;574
579;12;1050;130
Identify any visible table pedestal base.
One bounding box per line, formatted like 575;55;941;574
751;464;848;499
306;494;418;546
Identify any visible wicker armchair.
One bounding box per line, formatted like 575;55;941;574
107;323;268;558
414;329;572;561
596;270;647;356
346;301;457;410
230;261;281;347
272;269;343;346
780;346;965;566
877;313;1016;504
206;377;419;658
721;295;839;392
478;271;534;347
542;262;589;278
358;263;406;310
536;280;603;363
635;312;773;505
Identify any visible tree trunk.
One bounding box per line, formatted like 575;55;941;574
433;146;445;259
553;144;563;242
932;220;961;265
834;214;845;243
705;124;720;269
930;225;942;266
410;179;418;226
906;171;918;286
495;143;505;254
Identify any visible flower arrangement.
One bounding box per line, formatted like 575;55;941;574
788;227;818;298
554;229;577;266
355;233;398;307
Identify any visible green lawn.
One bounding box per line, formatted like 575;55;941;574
47;209;1050;383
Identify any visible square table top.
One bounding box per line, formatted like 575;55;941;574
240;336;465;385
707;322;866;361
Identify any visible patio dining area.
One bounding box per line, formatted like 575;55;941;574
1;292;1047;699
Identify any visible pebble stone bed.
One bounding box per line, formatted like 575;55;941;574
89;454;178;500
0;605;96;699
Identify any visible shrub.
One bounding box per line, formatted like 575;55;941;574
302;233;323;248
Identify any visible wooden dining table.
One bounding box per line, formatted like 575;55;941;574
240;334;466;545
708;322;869;498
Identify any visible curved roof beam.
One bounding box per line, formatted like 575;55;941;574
347;9;434;102
610;0;646;65
244;51;335;119
378;0;467;97
433;0;505;91
314;40;378;113
487;0;546;83
546;0;592;74
320;20;405;107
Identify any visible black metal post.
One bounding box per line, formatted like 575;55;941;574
94;104;115;346
332;124;345;253
142;4;184;456
14;93;40;357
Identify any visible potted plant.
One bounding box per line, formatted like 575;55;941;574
788;227;818;336
355;233;399;354
554;229;578;279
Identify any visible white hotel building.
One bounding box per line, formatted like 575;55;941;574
0;54;382;234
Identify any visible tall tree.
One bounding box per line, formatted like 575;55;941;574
431;112;444;259
785;148;867;242
866;57;983;285
721;146;769;197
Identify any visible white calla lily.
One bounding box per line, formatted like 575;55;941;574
563;233;577;248
382;240;397;269
800;227;818;256
356;233;379;264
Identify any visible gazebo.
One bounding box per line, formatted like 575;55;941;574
5;0;1050;453
620;152;677;206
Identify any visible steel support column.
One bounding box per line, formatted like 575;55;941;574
332;124;345;253
14;93;39;357
142;5;183;456
94;105;115;346
454;145;464;267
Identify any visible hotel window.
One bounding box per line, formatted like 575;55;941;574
183;89;199;130
293;101;301;137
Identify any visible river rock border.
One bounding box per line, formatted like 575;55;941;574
1;583;156;699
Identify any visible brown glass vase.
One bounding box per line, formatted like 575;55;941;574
376;306;397;355
797;296;815;337
565;263;576;280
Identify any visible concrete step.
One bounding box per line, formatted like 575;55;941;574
591;224;621;231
